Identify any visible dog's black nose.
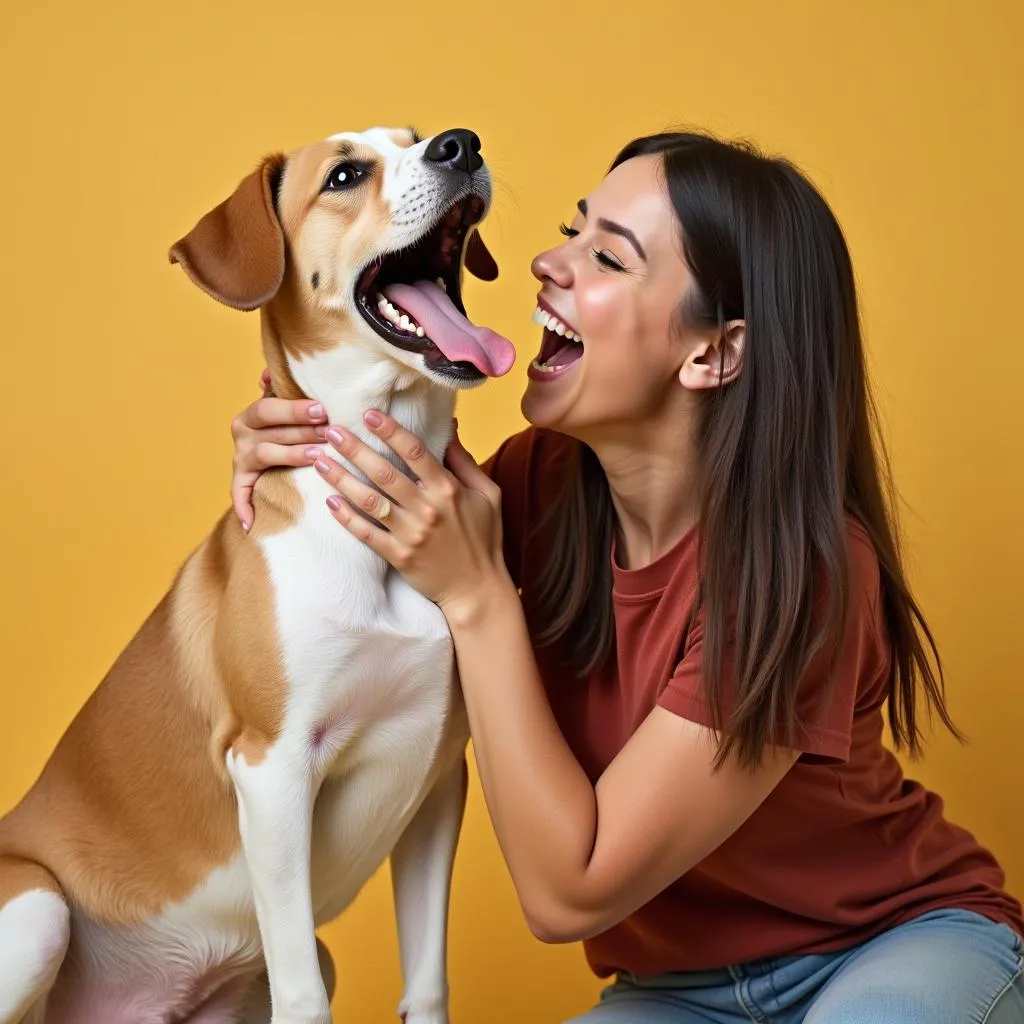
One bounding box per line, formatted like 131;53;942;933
424;128;482;175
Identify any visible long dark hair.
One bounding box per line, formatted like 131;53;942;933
530;130;958;767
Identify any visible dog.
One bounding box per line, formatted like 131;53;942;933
0;125;515;1024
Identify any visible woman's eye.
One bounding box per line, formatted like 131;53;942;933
594;249;625;271
324;164;363;191
559;223;579;238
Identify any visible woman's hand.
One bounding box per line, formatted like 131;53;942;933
230;369;329;532
314;410;512;622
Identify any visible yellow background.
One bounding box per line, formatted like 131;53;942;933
1;1;1021;1020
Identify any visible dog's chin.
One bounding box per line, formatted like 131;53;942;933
352;194;491;390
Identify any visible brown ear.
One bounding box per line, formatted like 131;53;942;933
169;154;286;311
465;229;498;282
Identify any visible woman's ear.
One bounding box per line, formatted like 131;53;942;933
678;320;745;390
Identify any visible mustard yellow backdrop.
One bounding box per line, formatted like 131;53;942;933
1;0;1021;1019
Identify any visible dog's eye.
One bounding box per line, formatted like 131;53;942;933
324;163;364;191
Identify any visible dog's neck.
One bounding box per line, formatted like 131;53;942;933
260;302;456;471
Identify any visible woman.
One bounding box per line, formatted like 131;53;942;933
228;132;1023;1022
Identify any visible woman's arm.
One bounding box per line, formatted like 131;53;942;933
449;584;796;942
316;411;799;944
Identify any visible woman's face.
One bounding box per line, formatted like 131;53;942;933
522;154;703;439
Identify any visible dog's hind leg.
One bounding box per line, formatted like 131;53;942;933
390;758;468;1024
0;856;70;1024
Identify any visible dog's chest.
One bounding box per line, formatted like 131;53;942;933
260;476;458;763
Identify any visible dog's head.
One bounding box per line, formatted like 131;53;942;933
169;126;515;389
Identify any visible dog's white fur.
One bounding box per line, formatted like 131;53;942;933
0;126;495;1024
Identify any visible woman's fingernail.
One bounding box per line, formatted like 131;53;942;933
364;410;383;428
309;403;325;421
315;425;329;439
326;495;343;511
314;458;332;475
241;520;251;534
326;426;346;446
304;447;323;460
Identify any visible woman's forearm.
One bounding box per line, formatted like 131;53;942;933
445;583;601;937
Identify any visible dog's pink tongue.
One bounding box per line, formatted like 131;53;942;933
382;281;516;377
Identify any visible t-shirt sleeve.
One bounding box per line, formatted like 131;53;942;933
658;526;888;764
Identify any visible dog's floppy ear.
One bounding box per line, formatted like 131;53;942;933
169;154;286;311
465;230;498;282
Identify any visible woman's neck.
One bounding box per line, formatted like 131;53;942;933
587;423;700;571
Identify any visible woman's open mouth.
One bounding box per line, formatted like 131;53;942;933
353;196;514;382
528;303;584;382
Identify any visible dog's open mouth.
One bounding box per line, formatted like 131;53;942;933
354;196;515;381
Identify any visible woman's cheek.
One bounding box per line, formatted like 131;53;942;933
579;278;627;330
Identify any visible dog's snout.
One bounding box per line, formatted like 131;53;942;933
424;128;482;175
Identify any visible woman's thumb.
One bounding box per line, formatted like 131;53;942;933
445;423;488;486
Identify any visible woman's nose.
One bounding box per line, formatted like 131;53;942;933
531;244;573;288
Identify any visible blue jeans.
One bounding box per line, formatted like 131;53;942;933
567;909;1023;1023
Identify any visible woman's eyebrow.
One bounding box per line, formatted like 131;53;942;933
576;198;647;261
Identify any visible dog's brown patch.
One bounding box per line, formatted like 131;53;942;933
0;583;241;923
386;127;418;148
0;504;301;921
199;513;292;767
0;855;62;911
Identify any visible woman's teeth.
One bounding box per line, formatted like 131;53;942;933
531;305;583;342
530;305;585;374
376;293;426;338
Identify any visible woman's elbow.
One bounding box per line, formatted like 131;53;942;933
522;899;603;945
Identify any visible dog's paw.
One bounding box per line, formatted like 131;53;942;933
398;993;449;1024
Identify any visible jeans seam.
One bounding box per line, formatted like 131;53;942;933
978;946;1023;1024
728;965;769;1024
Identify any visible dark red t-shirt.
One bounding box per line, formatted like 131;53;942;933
483;426;1023;977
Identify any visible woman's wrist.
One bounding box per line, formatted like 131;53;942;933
440;570;520;634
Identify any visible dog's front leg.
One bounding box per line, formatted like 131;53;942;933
228;746;330;1024
390;757;468;1024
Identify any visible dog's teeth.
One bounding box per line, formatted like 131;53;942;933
435;278;447;292
399;315;411;330
416;326;425;338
